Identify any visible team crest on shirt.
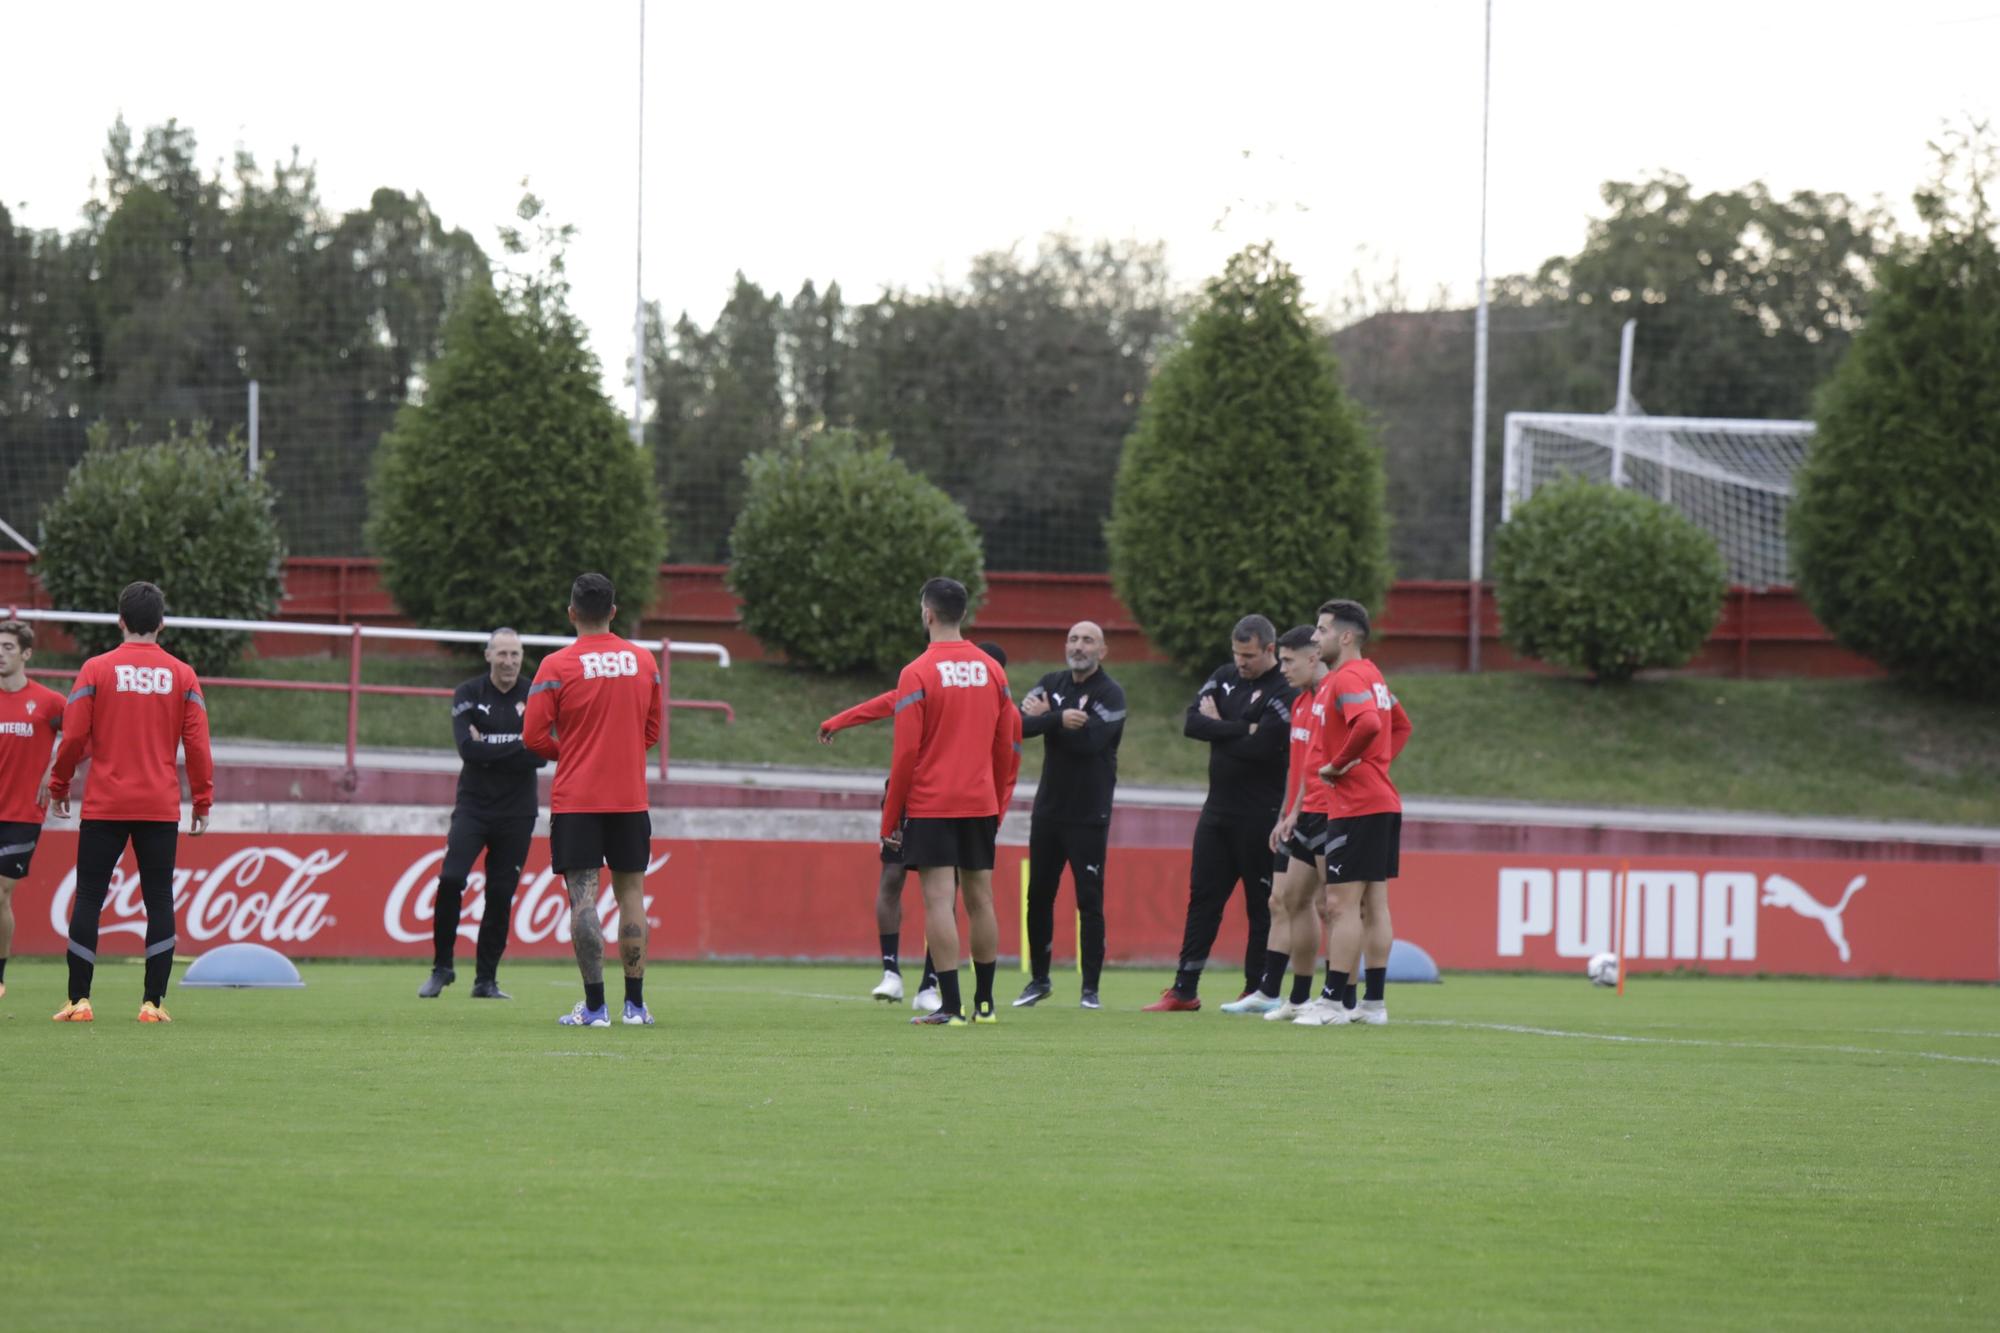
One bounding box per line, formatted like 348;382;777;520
516;701;526;716
1249;691;1262;706
24;701;36;715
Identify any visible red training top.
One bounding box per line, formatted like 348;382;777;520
523;632;662;814
821;690;895;737
0;679;67;825
1285;671;1338;817
881;640;1022;838
48;642;214;821
1312;658;1408;818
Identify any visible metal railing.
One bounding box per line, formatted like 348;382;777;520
2;608;733;787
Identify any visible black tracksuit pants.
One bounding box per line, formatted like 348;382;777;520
433;811;536;980
1025;817;1108;989
67;819;179;1004
1175;814;1276;996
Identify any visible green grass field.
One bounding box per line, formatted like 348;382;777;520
5;961;1995;1330
184;655;2000;824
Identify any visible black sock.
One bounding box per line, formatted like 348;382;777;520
584;982;606;1011
974;960;996;1007
921;951;938;989
1031;949;1052;982
1173;967;1200;998
937;968;963;1017
625;975;644;1007
879;933;900;973
1290;973;1314;1005
1343;983;1358;1009
1259;949;1289;998
1321;968;1349;1003
0;957;8;984
1364;966;1387;1002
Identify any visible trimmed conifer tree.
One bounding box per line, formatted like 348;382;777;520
1791;144;2000;697
1108;244;1389;673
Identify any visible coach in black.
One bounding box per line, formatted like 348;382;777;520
1013;620;1125;1010
419;627;547;1000
1145;614;1296;1011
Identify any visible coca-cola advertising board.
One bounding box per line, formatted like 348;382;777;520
9;834;1996;980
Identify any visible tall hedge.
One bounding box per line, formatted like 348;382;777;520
36;422;285;676
728;430;985;674
1493;476;1727;682
367;281;665;637
1108;244;1389;673
1791;161;2000;696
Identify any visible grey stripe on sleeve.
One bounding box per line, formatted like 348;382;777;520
527;680;562;696
1335;691;1372;706
68;684;96;703
894;688;926;713
184;690;206;711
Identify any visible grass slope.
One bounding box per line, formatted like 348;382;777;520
189;656;2000;824
6;962;1996;1330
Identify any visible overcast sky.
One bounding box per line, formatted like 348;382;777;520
8;0;1996;407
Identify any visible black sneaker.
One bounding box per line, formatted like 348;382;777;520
1079;988;1102;1010
1012;976;1053;1008
911;1009;968;1027
470;978;511;1000
418;967;455;998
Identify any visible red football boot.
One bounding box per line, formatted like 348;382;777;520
1141;988;1201;1012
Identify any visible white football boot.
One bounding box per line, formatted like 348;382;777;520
1292;997;1356;1027
1261;997;1303;1022
871;970;905;1003
1354;999;1388;1026
911;985;942;1014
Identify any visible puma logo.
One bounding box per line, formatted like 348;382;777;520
1221;682;1235;696
1085;865;1100;876
1761;874;1866;963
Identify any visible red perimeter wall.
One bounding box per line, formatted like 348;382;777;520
0;554;1874;678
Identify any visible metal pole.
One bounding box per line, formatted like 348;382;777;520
1611;317;1635;486
631;0;647;448
247;379;261;477
1466;0;1493;673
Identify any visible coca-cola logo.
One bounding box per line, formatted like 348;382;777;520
382;849;669;945
50;846;342;944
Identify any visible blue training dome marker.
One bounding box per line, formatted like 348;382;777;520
179;943;306;989
1384;939;1441;984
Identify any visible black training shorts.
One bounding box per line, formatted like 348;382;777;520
1272;811;1329;875
0;821;40;880
549;810;653;875
1325;811;1400;885
900;815;998;872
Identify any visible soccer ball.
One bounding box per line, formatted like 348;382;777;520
1587;953;1619;987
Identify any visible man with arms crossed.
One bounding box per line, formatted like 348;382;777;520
1294;599;1408;1028
0;620;65;1001
819;642;1008;1013
1146;615;1295;1011
1014;621;1124;1011
48;582;213;1023
1224;624;1331;1017
525;574;662;1028
419;627;547;1000
882;578;1021;1027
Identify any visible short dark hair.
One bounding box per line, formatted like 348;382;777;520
1317;598;1371;642
1275;624;1316;652
570;573;616;624
977;640;1008;668
0;620;33;652
1232;614;1276;647
921;577;968;626
120;581;166;634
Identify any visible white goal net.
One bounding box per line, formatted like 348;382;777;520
1502;412;1815;589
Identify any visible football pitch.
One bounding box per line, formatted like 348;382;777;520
6;963;1995;1331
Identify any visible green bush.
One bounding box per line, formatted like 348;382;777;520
367;281;665;638
1108;244;1389;674
1493;476;1728;682
36;422;285;676
728;430;985;674
1791;154;2000;697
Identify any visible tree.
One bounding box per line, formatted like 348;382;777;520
367;197;664;639
36;422;285;675
1492;476;1727;683
1109;244;1389;674
1792;132;2000;697
728;430;985;674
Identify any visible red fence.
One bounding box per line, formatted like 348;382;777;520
9;831;1993;980
0;553;1875;677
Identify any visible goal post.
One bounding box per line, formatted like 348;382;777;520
1502;411;1815;589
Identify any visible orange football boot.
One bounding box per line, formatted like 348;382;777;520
52;998;94;1022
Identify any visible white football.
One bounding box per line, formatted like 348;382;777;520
1587;952;1619;987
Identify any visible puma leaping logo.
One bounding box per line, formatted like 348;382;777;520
1761;874;1866;963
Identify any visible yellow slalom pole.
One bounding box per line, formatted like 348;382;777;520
1020;859;1031;974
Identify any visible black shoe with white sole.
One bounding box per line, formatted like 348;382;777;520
1079;988;1102;1010
470;978;511;999
1012;976;1053;1008
418;967;455;999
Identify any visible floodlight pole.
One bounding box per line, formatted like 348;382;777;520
247;379;260;477
1466;0;1493;673
631;0;647;448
